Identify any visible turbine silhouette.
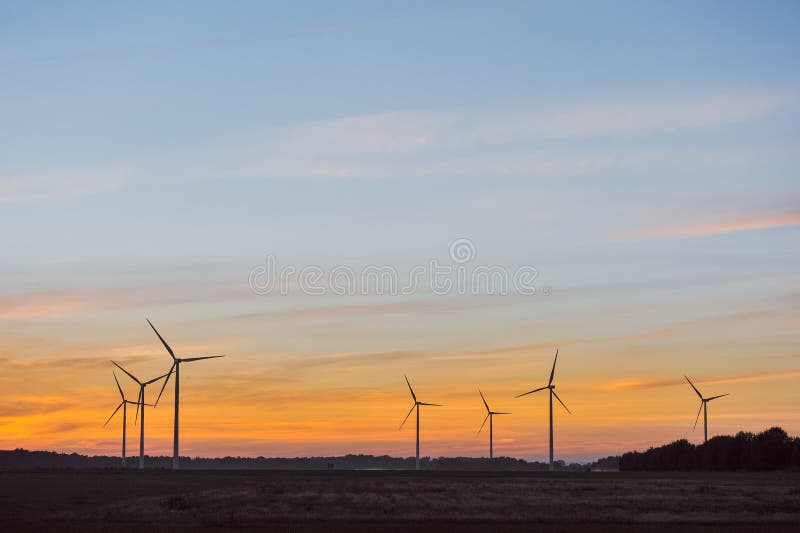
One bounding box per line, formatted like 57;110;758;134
685;375;729;443
400;375;441;470
515;349;572;471
148;319;224;470
111;361;171;469
103;372;152;467
477;389;510;459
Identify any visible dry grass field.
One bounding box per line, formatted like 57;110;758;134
1;469;798;532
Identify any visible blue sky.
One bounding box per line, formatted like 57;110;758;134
2;1;799;260
0;2;798;459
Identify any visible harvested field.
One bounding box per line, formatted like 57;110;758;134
1;470;798;532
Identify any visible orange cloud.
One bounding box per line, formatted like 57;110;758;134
619;211;800;239
597;370;800;392
0;290;797;460
0;397;73;417
0;291;92;320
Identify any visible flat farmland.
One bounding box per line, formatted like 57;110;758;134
1;470;798;532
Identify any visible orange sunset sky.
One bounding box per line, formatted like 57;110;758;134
2;2;799;462
1;235;798;462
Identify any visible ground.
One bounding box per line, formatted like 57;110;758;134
1;470;798;532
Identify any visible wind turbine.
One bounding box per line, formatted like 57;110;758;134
515;349;572;471
685;376;729;443
477;389;510;459
111;361;171;469
148;319;224;470
399;375;442;470
103;372;151;467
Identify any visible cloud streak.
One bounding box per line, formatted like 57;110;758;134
0;291;94;320
0;164;128;204
5;88;797;203
619;211;800;239
597;370;800;392
0;397;73;417
216;89;799;182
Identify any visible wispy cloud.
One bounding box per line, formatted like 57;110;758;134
229;295;525;324
597;370;800;392
0;279;249;321
215;89;798;182
619;211;800;239
0;354;154;370
0;397;73;417
0;13;425;71
532;90;798;139
0;164;128;204
5;88;797;203
0;291;93;320
288;349;418;369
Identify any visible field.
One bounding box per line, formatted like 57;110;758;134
1;470;798;532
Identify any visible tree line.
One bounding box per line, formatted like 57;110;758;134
620;427;800;471
0;450;617;471
6;427;795;471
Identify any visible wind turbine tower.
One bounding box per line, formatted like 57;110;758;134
148;319;224;470
477;389;510;459
103;372;146;467
112;361;171;469
515;349;572;471
400;375;442;470
685;375;729;443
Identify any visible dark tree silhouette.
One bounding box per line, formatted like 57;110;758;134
0;450;609;471
620;427;799;471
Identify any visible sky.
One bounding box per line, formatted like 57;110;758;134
1;1;798;462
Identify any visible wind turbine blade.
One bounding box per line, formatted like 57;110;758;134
685;376;703;399
476;413;490;436
399;403;415;429
479;389;490;413
548;348;559;386
154;362;176;406
134;389;142;425
147;318;176;359
111;361;141;385
706;393;729;401
404;375;416;402
103;402;124;427
692;401;703;431
113;372;125;401
492;411;511;415
552;390;572;414
418;402;442;406
144;369;173;386
515;386;548;398
182;355;225;362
